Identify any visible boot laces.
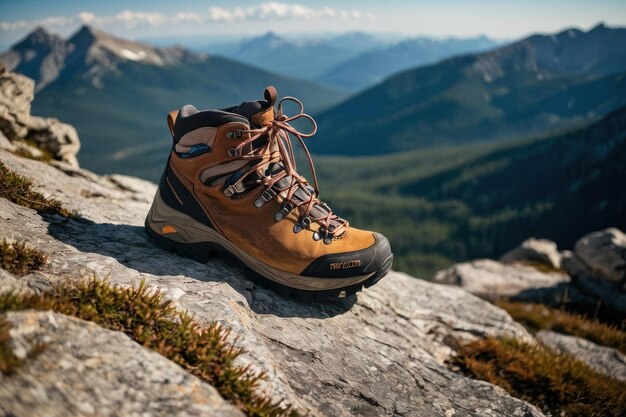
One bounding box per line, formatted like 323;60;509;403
233;97;348;238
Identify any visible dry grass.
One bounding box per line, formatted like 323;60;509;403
515;260;565;274
498;300;626;354
0;278;296;417
453;337;626;416
0;239;47;277
0;316;23;375
0;161;71;217
0;315;45;375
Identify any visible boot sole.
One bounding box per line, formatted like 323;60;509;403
145;192;392;300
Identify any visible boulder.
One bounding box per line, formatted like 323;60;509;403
563;254;626;315
25;115;81;167
0;64;80;167
0;149;544;417
500;238;562;270
0;62;34;139
0;311;244;417
434;258;569;298
574;228;626;289
537;330;626;382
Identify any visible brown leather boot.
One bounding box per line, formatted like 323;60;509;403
145;87;392;298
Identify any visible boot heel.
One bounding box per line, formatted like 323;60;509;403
145;189;223;263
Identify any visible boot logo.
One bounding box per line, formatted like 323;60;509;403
329;260;361;270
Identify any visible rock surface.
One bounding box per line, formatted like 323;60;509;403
574;228;626;289
0;63;34;139
537;330;626;382
25;115;81;166
0;65;80;166
563;253;626;315
0;310;244;417
0;148;544;416
434;259;569;298
500;238;562;270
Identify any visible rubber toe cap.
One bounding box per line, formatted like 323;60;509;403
301;232;393;278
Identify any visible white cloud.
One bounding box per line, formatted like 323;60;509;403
0;16;75;32
207;2;374;22
0;3;373;34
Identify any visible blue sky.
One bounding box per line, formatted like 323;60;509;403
1;0;625;45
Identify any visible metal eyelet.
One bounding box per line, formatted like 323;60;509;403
323;235;333;245
226;130;243;139
254;188;277;208
312;231;322;241
274;202;294;222
293;224;303;233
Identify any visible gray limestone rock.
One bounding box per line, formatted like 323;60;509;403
434;258;569;298
25;115;81;167
574;228;626;289
537;330;626;382
0;310;244;417
0;63;34;139
0;65;81;167
0;149;544;416
500;238;562;270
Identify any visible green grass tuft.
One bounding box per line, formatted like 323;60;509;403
498;300;626;354
12;140;54;163
0;239;47;277
0;161;71;217
452;337;626;416
0;278;296;417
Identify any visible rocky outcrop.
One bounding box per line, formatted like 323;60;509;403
573;228;626;289
500;238;562;270
0;64;80;166
0;64;34;139
1;310;244;417
438;230;626;316
434;259;569;298
537;330;626;382
561;229;626;315
25;115;81;167
0;147;544;416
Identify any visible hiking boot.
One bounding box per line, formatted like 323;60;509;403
145;87;393;298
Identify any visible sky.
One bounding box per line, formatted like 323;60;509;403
1;0;625;46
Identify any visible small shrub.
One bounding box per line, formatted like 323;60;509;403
0;278;295;417
0;239;47;276
0;161;71;217
452;337;626;416
498;300;626;354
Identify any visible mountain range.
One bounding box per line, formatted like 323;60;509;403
311;23;626;156
0;25;347;177
206;31;499;90
316;35;499;90
210;31;388;82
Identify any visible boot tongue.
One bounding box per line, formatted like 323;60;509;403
233;86;277;128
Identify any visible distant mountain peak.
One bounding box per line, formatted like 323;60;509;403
68;25;111;46
16;25;64;49
260;31;282;40
590;22;608;32
29;26;52;38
